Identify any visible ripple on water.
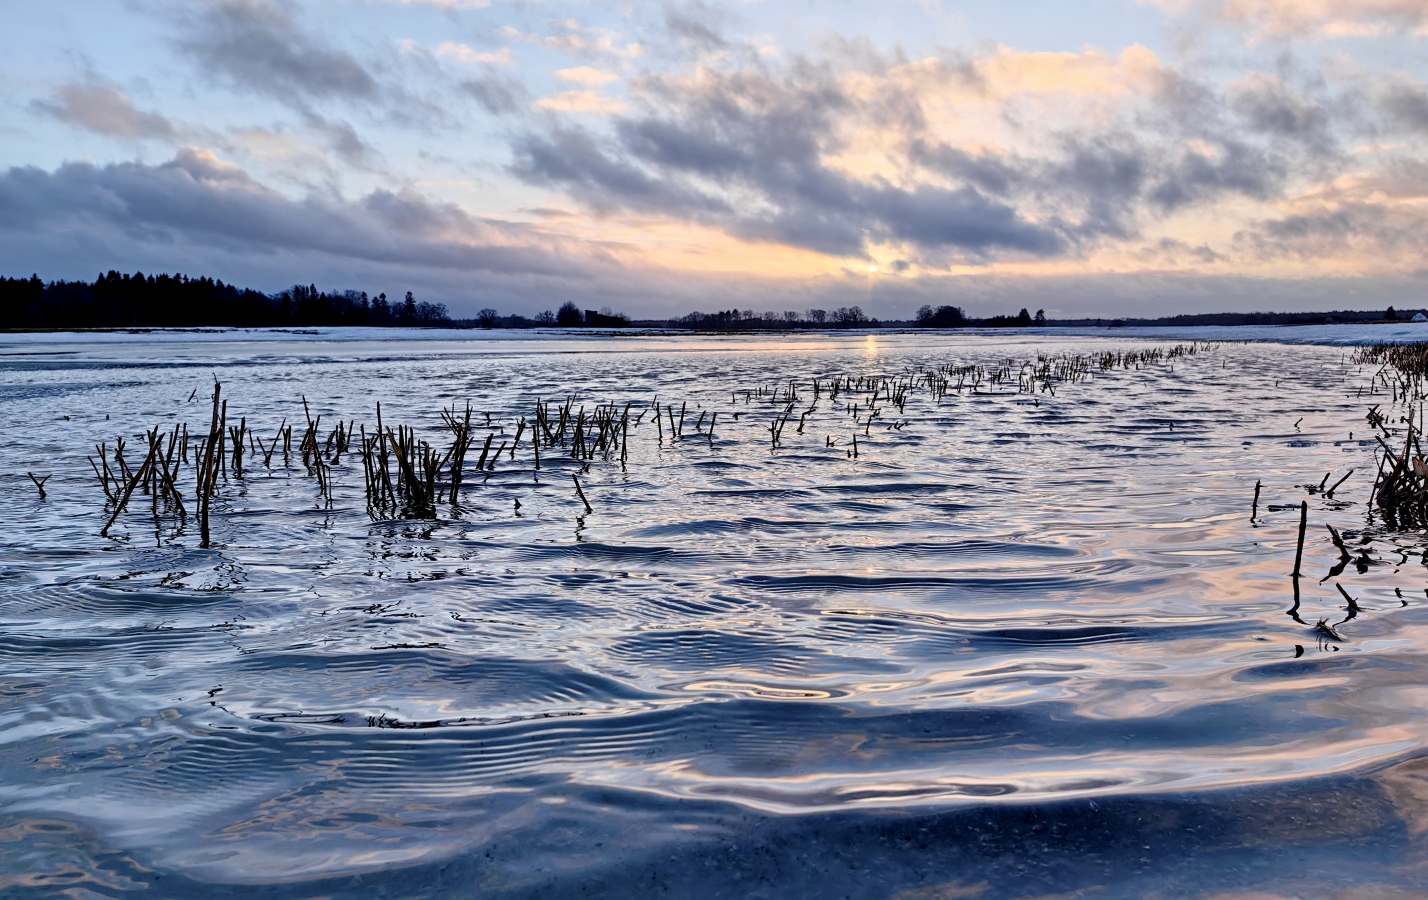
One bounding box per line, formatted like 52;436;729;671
3;332;1428;895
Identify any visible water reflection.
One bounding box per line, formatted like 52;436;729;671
2;329;1428;896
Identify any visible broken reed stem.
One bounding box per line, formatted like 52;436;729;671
198;381;222;547
88;454;111;500
1292;500;1308;578
217;399;227;483
154;437;186;518
1325;469;1353;498
27;472;50;500
1326;523;1351;560
100;438;161;537
571;473;593;513
1335;581;1360;612
1250;480;1261;523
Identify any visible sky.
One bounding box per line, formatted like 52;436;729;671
2;0;1427;319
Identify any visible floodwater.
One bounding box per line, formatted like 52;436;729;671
3;327;1428;898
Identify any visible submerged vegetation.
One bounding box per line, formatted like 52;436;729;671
1262;340;1428;649
62;336;1428;661
1353;342;1428;529
83;343;1206;545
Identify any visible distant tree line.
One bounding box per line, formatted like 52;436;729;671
4;270;1419;332
0;271;640;331
913;305;1046;328
663;305;1050;331
1054;306;1421;327
669;307;873;330
1;271;449;329
461;300;630;329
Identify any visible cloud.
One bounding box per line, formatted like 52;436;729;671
15;4;1428;317
177;0;378;105
556;67;621;87
1148;0;1428;39
225;126;333;174
513;64;1064;258
1236;201;1426;265
1133;236;1227;265
303;114;378;166
0;149;597;286
499;21;645;59
206;113;377;181
664;1;732;52
1226;72;1336;155
393;38;524;115
382;0;491;7
1379;77;1428;131
461;76;528;115
1233;159;1428;266
509;47;1339;263
434;42;515;66
3;151;1424;318
976;43;1164;97
32;84;176;139
533;90;628;114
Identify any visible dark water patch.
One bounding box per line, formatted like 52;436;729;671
0;582;241;618
0;382;127;402
0;626;230;661
731;572;1100;596
511;542;683;565
688;488;816;500
627;515;942;537
636;591;762;619
467;592;617;622
822;538;1083;559
228;651;658;710
813;481;954;496
813;610;1238;652
1;770;1415;898
604;629;838;677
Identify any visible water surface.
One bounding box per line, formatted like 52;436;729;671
3;327;1428;898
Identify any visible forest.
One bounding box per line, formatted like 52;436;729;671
0;272;449;329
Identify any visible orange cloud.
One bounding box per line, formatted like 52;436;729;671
533;212;849;279
533;90;627;114
978;43;1164;97
557;67;620;87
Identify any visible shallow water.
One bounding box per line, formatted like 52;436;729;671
3;328;1428;898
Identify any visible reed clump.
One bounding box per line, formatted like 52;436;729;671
1362;401;1428;528
1347;344;1428;526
